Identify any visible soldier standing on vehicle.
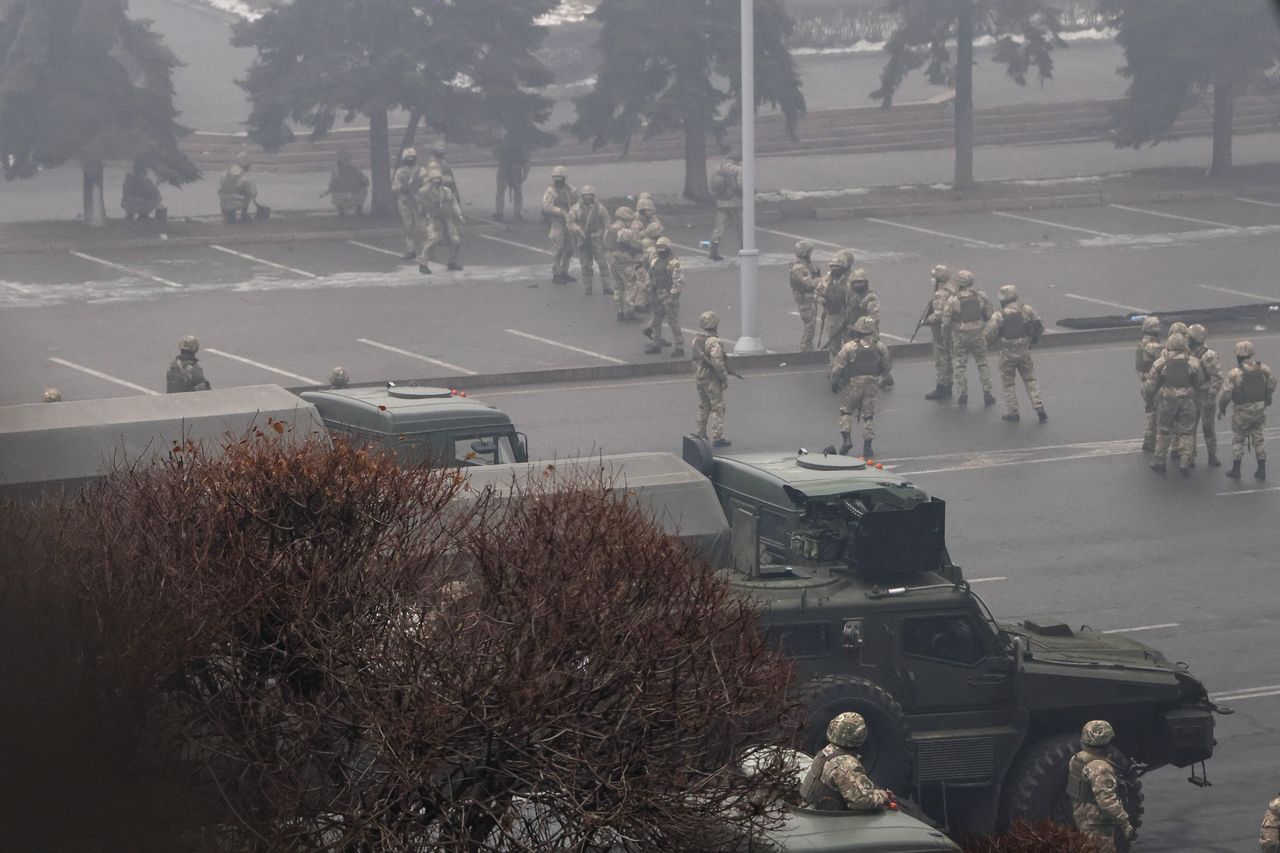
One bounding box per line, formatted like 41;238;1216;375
1136;316;1163;452
707;151;742;261
568;186;612;296
606;207;641;322
121;161;162;221
392;148;428;259
1068;720;1136;853
416;169;464;274
923;265;956;401
1219;340;1275;481
426;142;459;203
790;241;820;351
218;152;258;224
693;311;732;447
1186;325;1222;467
831;317;892;459
643;237;684;357
166;336;211;394
991;284;1047;423
1260;793;1280;853
541;166;579;285
322;151;368;217
815;250;856;365
800;713;892;813
941;270;996;407
1145;332;1203;476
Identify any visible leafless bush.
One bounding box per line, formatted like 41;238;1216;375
961;819;1110;852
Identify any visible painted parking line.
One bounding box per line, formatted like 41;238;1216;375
1102;623;1180;634
1235;197;1280;210
865;217;1002;249
478;233;553;256
1211;684;1280;703
356;338;477;375
481;367;830;397
48;357;158;395
347;240;406;258
968;576;1007;584
504;329;629;365
203;347;320;384
1063;293;1148;313
1198;284;1277;302
879;331;911;343
990;210;1117;238
211;245;318;278
69;250;183;288
1108;203;1238;230
757;227;851;252
1215;486;1280;497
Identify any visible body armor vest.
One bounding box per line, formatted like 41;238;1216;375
1138;338;1158;373
825;279;849;313
957;292;982;323
848;343;882;377
650;256;673;291
1236;367;1267;404
799;745;853;811
1163;357;1192;388
1000;306;1027;339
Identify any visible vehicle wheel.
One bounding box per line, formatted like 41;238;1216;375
1002;732;1144;831
799;675;911;792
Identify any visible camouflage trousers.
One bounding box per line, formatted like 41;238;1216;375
1154;394;1198;467
610;254;642;314
839;376;879;441
711;206;741;250
1077;824;1127;853
1142;388;1158;449
931;325;953;388
122;197;158;218
578;238;611;295
794;294;817;351
548;223;575;276
696;377;727;439
998;342;1043;415
330;190;366;213
397;197;422;254
1187;397;1218;463
648;293;683;347
419;216;461;266
952;331;993;395
1230;403;1267;460
825;320;849;366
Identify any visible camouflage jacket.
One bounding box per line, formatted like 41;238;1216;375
992;301;1045;346
832;338;892;385
693;333;728;385
925;281;957;328
568;199;611;241
1146;353;1204;399
416;183;463;222
1261;795;1280;853
426;157;459;199
1219;362;1276;411
1136;334;1163;379
1068;748;1129;828
391;165;428;200
218;166;256;202
790;259;819;299
815;270;852;320
632;213;665;243
1191;343;1224;400
849;288;881;326
816;746;887;812
166;354;210;394
941;289;994;335
709;161;743;208
645;253;683;298
541;184;578;222
612;221;645;258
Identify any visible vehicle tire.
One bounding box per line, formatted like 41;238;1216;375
799;675;911;792
1002;732;1145;832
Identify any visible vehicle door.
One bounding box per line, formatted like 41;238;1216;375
893;611;1014;712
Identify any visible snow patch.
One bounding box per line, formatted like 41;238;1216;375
757;187;870;202
792;27;1115;57
792;40;887;57
537;1;595;26
1012;173;1126;187
196;0;262;19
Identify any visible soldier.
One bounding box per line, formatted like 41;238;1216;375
1163;322;1189;356
923;265;956;401
1261;793;1280;853
831;316;892;458
606;206;641;322
1144;332;1203;476
799;712;892;813
121;161;161;221
1135;316;1164;452
642;237;684;357
630;197;665;313
322;151;368;217
693;311;732;448
493;133;531;222
328;367;350;389
218;152;258;224
815;250;856;365
391;148;428;259
568;185;612;296
1186;324;1222;467
426;142;460;203
1218;340;1275;481
847;269;893;389
416;169;464;274
541;166;579;285
166;336;211;394
941;270;996;406
1068;720;1135;853
707;150;742;261
789;240;820;351
991;284;1047;423
41;388;62;403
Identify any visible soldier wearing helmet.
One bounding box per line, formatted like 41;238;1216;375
121;161;162;222
324;149;369;217
415;166;464;274
166;336;211;394
567;185;613;296
1068;720;1135;852
692;310;732;447
541;166;580;285
923;264;957;400
814;249;858;365
392;148;430;258
847;268;893;390
1218;340;1275;481
426;141;460;203
1144;332;1205;475
328;367;350;389
1261;793;1280;853
941;270;996;406
707;149;743;261
830;316;893;458
42;388;63;403
1182;324;1223;468
1163;322;1189;355
218;151;259;224
606;206;642;322
800;712;892;812
990;283;1047;423
1136;316;1164;452
790;240;820;351
643;237;684;357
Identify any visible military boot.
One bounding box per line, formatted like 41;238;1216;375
925;384;952;401
1141;438;1156;453
709;242;723;261
1036;407;1048;423
419;263;432;275
983;391;997;407
670;346;684;358
1207;453;1221;467
603;285;614;295
643;344;662;355
1180;466;1192;478
838;432;853;456
862;439;873;459
1257;459;1267;481
956;393;968;406
1226;459;1242;479
1002;413;1020;422
1150;460;1166;474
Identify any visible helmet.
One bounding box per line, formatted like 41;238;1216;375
1141;316;1161;334
337;150;352;164
1187;323;1207;345
654;236;672;251
581;184;596;197
431;142;446;157
1168;321;1188;338
615;206;634;221
401;147;417;161
179;335;200;354
427;169;443;181
831;249;856;270
1081;720;1115;748
42;388;62;403
851;268;868;284
853;316;876;335
999;284;1018;303
931;264;950;283
826;712;868;749
235;151;251;169
956;270;975;289
699;310;719;331
636;198;656;213
1235;340;1256;359
794;240;814;257
551;165;568;179
328;367;349;388
1165;332;1187;352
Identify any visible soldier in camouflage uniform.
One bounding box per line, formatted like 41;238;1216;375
1219;340;1275;481
790;241;820;351
631;197;665;312
991;284;1047;423
1261;793;1280;853
1135;316;1164;452
693;311;732;447
416;169;464;274
800;712;892;813
643;237;684;357
941;270;996;406
391;148;428;259
815;250;856;365
42;388;62;403
323;151;368;217
606;207;642;322
923;265;956;401
568;185;612;296
846;269;893;389
1145;332;1204;476
166;336;211;394
426;142;460;203
121;161;162;220
541;166;579;284
218;152;258;224
707;151;742;261
1069;720;1135;853
1185;325;1222;467
831;316;892;459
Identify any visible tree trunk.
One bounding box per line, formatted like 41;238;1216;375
953;0;975;192
82;160;107;227
399;110;422;159
682;117;711;203
369;105;394;216
1210;78;1234;178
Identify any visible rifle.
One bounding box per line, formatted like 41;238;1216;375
816;309;827;351
909;296;934;343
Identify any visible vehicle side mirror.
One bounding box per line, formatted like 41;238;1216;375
515;432;529;462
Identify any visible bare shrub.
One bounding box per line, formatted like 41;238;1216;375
961;819;1111;852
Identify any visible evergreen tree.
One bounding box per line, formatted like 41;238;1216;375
872;0;1064;190
571;0;805;202
1103;0;1280;177
0;0;199;226
233;0;556;216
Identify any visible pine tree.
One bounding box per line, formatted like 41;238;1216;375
233;0;556;216
1103;0;1280;177
872;0;1064;191
0;0;199;226
571;0;805;202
